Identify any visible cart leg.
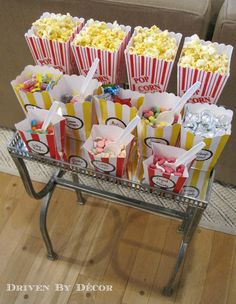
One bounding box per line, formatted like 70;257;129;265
40;190;57;260
72;173;85;205
163;208;204;296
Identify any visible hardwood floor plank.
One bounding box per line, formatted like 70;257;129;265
226;238;236;304
174;228;214;304
200;232;235;304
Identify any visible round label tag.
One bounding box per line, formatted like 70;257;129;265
182;186;200;198
151;175;175;189
105;117;126;128
92;160;115;173
27;140;49;155
145;137;169;148
196;149;213;161
25;104;42;111
69;155;88;168
64;115;84;130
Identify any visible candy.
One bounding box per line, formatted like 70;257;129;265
113;96;132;107
61;94;73;104
102;84;120;96
179;35;229;75
183;108;231;138
33;13;80;42
141;106;179;127
149;154;185;176
18;73;58;93
90;136;126;157
73;20;126;52
129;26;177;60
27;120;53;134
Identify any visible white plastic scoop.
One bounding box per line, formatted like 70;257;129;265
170;141;206;170
41;101;61;132
76;58;99;102
155;81;201;125
104;115;141;155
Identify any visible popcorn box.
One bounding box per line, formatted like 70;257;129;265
181;168;211;200
180;103;233;171
137;92;182;157
94;88;144;128
25;12;85;74
15;108;66;160
49;74;101;141
82;125;134;177
177;35;233;104
143;143;192;193
11;65;62;113
65;137;89;169
125;27;182;93
71;19;131;84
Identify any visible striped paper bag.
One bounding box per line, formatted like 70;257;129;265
82;125;134;177
143;143;191;193
137;91;182;157
180;103;233;171
65;137;89;169
50;74;101;141
11;65;62;113
94;88;144;128
125;27;182;93
15;108;65;160
177;35;233;104
181;168;211;200
25;12;85;74
71;19;131;84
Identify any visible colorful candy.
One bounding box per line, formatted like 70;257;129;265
18;74;57;93
149;155;185;176
73;19;126;52
27;120;53;134
90;137;126;157
33;13;80;42
179;35;229;74
142;106;179;127
129;26;177;60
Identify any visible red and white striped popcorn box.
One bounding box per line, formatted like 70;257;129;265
94;88;144;128
124;27;182;93
143;143;191;193
71;19;131;84
137;91;182;158
177;35;233;104
49;74;101;141
180;103;233;171
82;125;134;177
11;65;62;113
65;136;90;169
25;12;85;74
15;108;66;160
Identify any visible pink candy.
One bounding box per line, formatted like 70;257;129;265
149;154;185;176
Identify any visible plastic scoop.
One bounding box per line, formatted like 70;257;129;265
76;58;99;102
104;115;141;155
169;141;206;170
155;81;201;125
41;101;61;132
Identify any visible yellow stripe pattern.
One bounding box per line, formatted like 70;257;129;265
82;102;92;139
42;92;52;109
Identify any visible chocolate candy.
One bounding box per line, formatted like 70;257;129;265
90;137;126;157
102;84;120;96
183;108;231;138
61;94;73;104
149;155;185;176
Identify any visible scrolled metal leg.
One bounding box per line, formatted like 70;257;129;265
72;173;85;205
40;190;57;260
163;208;204;296
11;155;63;200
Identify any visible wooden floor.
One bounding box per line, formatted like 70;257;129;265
0;172;235;304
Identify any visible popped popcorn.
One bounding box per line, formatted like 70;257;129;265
33;13;80;42
179;35;229;74
73;19;126;52
128;25;177;60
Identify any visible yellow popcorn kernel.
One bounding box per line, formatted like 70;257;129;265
33;13;80;42
128;25;177;60
179;35;229;75
73;19;126;52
